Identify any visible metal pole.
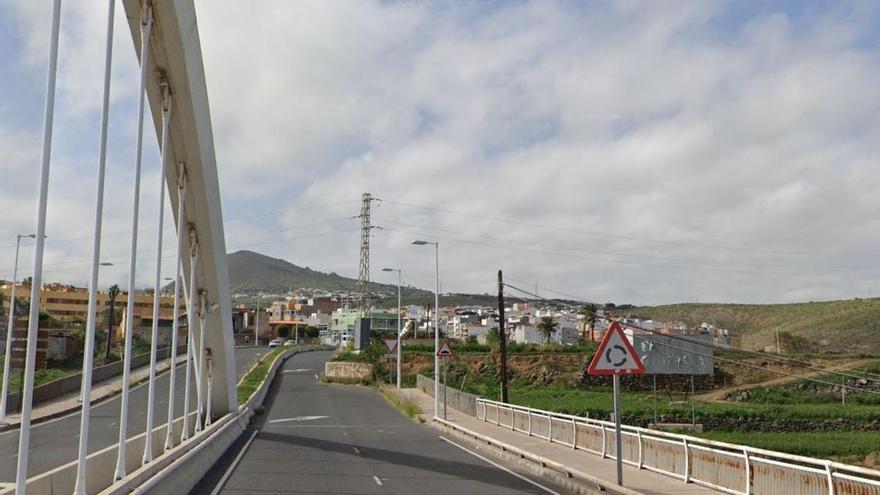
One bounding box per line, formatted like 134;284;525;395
164;169;187;452
1;235;25;424
115;6;153;480
434;242;440;419
396;269;401;390
73;1;115;490
613;374;623;486
195;293;207;433
653;375;657;425
143;84;172;466
691;374;696;425
443;359;448;420
254;296;260;347
15;1;61;491
181;241;197;442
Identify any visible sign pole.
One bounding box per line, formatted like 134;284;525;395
613;374;623;486
443;360;448;420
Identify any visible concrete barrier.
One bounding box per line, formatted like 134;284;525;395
417;374;479;417
3;345;186;412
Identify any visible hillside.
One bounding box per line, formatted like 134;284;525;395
227;251;509;307
631;299;880;354
227;250;419;295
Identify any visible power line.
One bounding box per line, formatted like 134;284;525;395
380;225;880;278
376;218;875;271
378;199;880;258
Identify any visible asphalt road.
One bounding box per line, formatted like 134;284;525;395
0;345;267;481
194;350;570;495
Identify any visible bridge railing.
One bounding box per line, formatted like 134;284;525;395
476;398;880;495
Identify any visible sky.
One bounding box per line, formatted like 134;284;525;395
1;0;880;306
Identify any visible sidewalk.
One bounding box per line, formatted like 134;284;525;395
399;388;717;495
0;353;187;431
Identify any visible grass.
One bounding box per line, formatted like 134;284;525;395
692;430;880;463
0;358;80;391
236;347;287;405
378;385;423;421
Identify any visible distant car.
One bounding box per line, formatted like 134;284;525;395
284;339;296;347
268;339;282;348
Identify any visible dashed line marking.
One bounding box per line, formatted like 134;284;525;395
353;446;361;455
373;475;383;486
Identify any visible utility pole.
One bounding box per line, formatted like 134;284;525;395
498;270;508;403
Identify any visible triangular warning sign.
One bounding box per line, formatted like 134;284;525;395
587;321;645;375
382;338;398;353
437;340;454;357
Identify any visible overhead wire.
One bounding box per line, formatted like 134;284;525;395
378;199;880;258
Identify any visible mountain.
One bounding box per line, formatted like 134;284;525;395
226;250;429;298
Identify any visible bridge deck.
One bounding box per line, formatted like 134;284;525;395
403;389;718;495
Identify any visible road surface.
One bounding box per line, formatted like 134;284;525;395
0;345;267;480
194;350;569;495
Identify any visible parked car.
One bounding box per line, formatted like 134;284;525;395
284;339;296;347
268;339;282;348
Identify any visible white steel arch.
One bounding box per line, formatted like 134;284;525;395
121;0;236;416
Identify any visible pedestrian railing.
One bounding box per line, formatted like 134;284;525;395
476;398;880;495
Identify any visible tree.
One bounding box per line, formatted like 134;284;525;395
104;284;120;361
578;303;599;341
277;324;292;339
535;316;558;345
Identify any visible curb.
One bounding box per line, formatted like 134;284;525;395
432;417;643;495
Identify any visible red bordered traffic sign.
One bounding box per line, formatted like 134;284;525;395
382;338;398;354
587;321;645;375
437;340;454;357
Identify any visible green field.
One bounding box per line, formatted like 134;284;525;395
693;430;880;463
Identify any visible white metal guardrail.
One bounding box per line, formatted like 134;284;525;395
476;398;880;495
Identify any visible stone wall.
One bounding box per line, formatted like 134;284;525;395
324;361;373;381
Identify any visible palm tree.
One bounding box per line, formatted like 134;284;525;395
536;316;558;345
104;284;120;361
578;303;599;341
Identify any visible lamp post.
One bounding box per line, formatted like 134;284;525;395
1;234;36;424
382;268;402;389
412;240;439;418
254;293;262;347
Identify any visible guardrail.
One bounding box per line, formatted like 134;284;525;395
476;398;880;495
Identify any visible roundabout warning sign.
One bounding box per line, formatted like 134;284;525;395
587;321;645;376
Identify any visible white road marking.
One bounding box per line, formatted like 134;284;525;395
438;436;561;495
373;475;383;486
353;446;361;455
210;429;258;495
267;415;329;424
314;374;319;380
283;369;312;374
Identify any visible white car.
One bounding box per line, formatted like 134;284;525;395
284;339;296;347
268;339;283;348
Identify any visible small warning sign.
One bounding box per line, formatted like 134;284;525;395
437;340;454;357
382;338;399;354
587;321;645;375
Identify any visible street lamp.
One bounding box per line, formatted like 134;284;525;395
1;233;37;424
382;267;402;389
412;240;440;418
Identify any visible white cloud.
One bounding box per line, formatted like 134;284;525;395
2;1;880;304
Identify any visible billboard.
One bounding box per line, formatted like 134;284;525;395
632;333;714;375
